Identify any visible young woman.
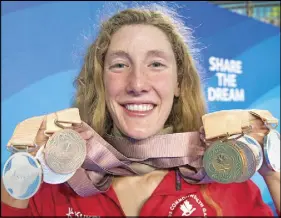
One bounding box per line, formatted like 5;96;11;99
2;6;280;217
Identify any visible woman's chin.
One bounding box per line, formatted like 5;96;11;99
122;129;158;140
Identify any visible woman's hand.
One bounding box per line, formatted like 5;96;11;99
72;121;95;141
247;116;280;213
1;119;49;208
246;116;277;177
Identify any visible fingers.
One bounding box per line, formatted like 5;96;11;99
72;121;94;140
79;130;94;140
39;118;47;130
72;121;93;132
36;119;49;146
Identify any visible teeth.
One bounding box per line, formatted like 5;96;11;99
125;104;154;112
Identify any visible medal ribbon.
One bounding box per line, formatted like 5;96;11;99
7;108;82;154
6;108;278;197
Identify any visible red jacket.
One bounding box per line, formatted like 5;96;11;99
1;170;276;216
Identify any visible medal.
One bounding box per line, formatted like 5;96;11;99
35;146;75;184
2;152;42;200
264;130;280;172
239;134;263;170
44;129;86;174
234;139;256;183
203;139;244;183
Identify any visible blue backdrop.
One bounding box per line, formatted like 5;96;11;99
1;1;280;213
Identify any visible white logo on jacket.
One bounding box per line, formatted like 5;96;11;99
66;207;99;218
168;194;207;217
180;200;196;216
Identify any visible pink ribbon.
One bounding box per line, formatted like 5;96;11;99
67;126;211;197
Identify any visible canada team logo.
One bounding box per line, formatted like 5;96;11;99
168;194;207;216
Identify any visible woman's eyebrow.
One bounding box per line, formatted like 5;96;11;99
146;49;172;60
106;49;171;61
107;50;130;59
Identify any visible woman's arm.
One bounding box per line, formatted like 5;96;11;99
263;172;280;214
1;178;30;209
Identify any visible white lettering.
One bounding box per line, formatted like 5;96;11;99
223;59;229;72
216;73;225;86
169;196;188;215
209;56;218;72
215;73;237;87
66;208;74;218
203;207;207;216
66;207;99;218
208;56;243;74
208;87;245;102
169;195;207;216
231;60;242;74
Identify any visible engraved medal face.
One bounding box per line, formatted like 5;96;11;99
234;140;256;183
203;140;244;184
240;134;263;171
35;146;75;184
44;129;86;174
264;130;280;172
2;152;42;200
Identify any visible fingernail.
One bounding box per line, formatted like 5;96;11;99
86;131;92;137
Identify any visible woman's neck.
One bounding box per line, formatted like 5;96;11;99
111;125;174;140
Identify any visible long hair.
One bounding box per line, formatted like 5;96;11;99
73;5;207;137
73;4;223;215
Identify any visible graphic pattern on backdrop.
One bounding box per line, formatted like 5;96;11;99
1;1;280;214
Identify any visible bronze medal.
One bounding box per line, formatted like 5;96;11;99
242;135;263;171
234;140;256;183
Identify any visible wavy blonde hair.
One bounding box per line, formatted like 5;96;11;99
73;5;207;137
73;7;221;214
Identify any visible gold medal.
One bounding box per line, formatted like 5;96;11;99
203;139;244;183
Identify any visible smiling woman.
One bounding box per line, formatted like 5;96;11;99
1;4;280;217
74;7;206;139
103;24;180;140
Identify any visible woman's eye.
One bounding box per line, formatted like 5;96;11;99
150;62;165;68
110;63;127;69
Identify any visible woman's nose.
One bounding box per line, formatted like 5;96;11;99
125;69;151;96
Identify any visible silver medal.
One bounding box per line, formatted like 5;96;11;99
264;130;280;172
35;146;75;184
44;129;86;174
2;152;42;200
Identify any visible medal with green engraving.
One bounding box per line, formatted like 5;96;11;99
234;140;256;183
203;139;245;184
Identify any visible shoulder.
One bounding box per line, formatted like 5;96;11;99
205;180;272;216
210;179;260;192
208;179;262;202
28;182;110;216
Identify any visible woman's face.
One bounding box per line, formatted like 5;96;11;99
104;24;179;140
